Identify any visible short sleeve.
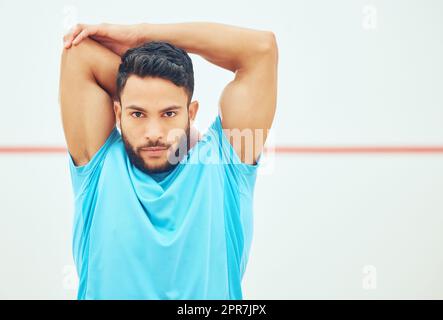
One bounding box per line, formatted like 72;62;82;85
205;115;263;176
67;127;120;195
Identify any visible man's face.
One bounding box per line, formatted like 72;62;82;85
115;75;198;174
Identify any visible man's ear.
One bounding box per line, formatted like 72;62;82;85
114;101;121;129
188;100;199;124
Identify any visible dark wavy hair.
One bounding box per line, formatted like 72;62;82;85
116;41;194;106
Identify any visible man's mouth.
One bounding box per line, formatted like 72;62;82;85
140;147;168;157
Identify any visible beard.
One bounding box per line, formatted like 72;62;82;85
121;120;191;175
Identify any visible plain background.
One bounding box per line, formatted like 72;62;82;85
0;0;442;299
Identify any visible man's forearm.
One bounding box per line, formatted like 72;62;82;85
135;22;276;72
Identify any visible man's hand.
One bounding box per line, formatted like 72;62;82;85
63;23;142;56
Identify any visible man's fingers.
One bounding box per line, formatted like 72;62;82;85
72;25;101;46
64;24;86;48
72;29;89;45
70;24;85;41
63;23;104;48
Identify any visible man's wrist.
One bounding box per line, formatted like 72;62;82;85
134;22;153;45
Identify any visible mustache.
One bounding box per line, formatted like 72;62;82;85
139;133;189;150
139;142;170;149
137;128;190;150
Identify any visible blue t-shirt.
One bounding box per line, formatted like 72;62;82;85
67;115;261;300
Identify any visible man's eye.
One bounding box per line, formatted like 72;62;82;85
164;111;177;118
132;112;143;118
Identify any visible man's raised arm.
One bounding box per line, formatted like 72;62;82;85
138;22;278;164
137;23;278;164
59;37;120;166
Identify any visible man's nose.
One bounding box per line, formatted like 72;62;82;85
144;121;163;142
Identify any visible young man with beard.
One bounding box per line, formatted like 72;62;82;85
59;22;278;299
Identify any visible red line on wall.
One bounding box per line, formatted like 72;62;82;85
0;146;443;154
269;146;443;154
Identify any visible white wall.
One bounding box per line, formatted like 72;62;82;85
0;0;442;299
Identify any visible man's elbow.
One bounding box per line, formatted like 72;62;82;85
233;31;278;72
258;31;278;61
60;37;96;67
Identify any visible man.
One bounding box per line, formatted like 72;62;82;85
59;21;278;299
